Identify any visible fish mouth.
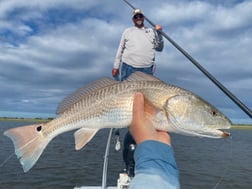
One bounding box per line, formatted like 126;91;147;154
219;129;231;138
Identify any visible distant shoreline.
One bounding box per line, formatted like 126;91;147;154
231;124;252;130
0;117;53;122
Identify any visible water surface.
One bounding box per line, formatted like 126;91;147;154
0;121;251;189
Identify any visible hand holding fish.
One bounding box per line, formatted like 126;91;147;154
129;94;180;189
130;92;171;146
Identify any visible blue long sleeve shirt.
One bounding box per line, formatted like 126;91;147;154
130;140;180;189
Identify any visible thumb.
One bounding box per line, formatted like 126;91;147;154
132;92;145;123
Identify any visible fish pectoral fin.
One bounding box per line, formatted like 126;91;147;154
74;128;99;150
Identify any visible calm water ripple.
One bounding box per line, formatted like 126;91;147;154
0;121;251;189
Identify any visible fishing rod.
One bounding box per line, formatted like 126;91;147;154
122;0;252;118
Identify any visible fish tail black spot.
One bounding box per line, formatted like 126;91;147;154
212;110;217;116
36;126;42;132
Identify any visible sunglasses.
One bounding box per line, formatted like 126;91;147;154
133;14;144;19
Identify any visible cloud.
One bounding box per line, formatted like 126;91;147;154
0;0;251;123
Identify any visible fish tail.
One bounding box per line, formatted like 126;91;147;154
4;124;51;172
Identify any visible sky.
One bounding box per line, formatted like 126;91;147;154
0;0;251;124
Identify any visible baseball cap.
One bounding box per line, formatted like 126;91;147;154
132;9;144;18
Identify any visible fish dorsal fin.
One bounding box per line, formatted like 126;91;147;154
125;71;161;82
56;77;118;114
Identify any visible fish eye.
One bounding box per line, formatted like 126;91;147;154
36;125;42;132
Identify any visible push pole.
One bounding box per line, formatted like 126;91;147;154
122;0;252;118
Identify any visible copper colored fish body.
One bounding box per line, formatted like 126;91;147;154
4;72;231;172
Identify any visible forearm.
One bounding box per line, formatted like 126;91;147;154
114;50;122;69
130;140;180;189
114;35;126;69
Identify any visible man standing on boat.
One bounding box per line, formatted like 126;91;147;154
112;8;164;177
112;8;164;81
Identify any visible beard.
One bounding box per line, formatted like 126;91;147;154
134;19;144;28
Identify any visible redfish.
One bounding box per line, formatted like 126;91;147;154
4;72;231;172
